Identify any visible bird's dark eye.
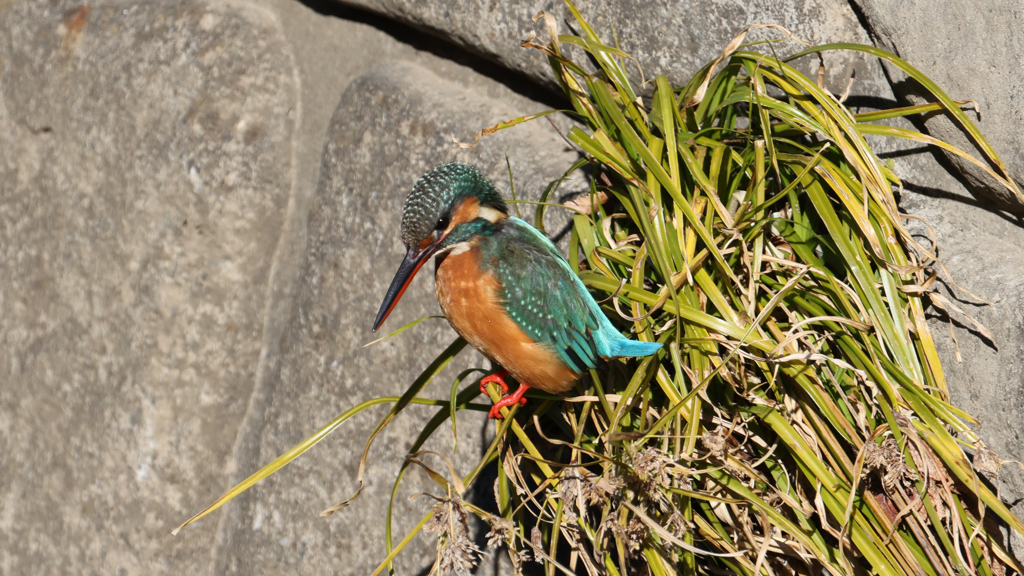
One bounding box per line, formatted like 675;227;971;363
435;215;450;231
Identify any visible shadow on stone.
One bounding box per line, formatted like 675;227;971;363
888;76;1024;215
903;180;1024;229
297;0;567;110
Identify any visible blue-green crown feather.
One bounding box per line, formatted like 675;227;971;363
401;163;507;249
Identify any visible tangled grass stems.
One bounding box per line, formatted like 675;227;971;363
176;3;1024;575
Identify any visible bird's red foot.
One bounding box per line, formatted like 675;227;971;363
479;370;529;419
479;370;510;396
488;383;530;420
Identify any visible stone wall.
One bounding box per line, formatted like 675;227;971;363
1;0;1021;574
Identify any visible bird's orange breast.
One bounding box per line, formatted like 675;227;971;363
435;247;579;395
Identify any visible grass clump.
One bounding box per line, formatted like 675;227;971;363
177;3;1024;575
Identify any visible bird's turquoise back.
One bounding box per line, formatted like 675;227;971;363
479;217;662;373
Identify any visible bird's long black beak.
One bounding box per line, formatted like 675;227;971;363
372;239;442;332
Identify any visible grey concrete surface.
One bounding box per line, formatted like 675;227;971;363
853;0;1024;212
859;95;1024;555
0;0;573;573
0;0;297;573
336;0;1024;213
211;60;577;576
330;0;891;99
2;0;1023;573
897;156;1024;559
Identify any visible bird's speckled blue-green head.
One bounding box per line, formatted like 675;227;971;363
373;163;508;332
400;162;507;250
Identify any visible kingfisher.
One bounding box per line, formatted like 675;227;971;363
372;163;663;419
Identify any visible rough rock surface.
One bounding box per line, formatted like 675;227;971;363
0;0;297;574
848;105;1024;556
2;0;1024;573
853;0;1024;212
335;0;1024;211
897;160;1024;557
212;61;577;575
333;0;891;98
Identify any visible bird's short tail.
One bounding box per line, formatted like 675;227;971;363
602;337;663;359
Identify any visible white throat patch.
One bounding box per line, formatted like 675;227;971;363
436;241;473;257
478;205;506;224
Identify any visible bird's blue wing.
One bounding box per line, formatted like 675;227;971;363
481;218;660;373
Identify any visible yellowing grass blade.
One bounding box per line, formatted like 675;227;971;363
173;396;459;534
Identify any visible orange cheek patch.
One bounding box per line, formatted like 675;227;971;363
448;197;480;230
418;237;433;251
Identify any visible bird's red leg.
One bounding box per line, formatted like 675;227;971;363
479;369;510;396
479;370;528;419
488;383;530;420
